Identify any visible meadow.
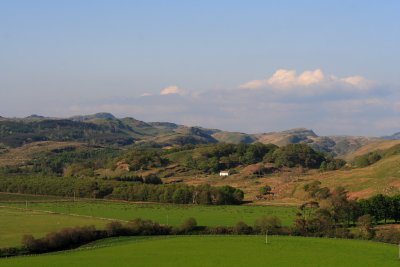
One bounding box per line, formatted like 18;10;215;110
1;198;297;228
0;192;296;248
0;207;108;248
1;236;398;267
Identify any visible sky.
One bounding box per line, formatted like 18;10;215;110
0;0;399;136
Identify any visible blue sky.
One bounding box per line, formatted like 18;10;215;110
0;0;399;136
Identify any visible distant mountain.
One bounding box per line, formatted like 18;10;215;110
212;131;256;144
0;113;385;156
70;112;116;121
250;128;377;156
382;132;400;140
25;114;46;119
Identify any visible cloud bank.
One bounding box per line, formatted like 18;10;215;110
160;85;185;95
61;68;398;136
240;69;374;91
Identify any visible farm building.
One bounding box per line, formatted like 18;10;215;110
219;170;230;176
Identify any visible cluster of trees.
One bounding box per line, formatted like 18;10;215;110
353;151;382;168
110;183;244;205
294;181;400;241
22;226;101;254
30;147;119;176
115;174;163;184
319;157;346;171
181;143;344;173
0;176;244;205
183;143;278;173
358;194;400;223
269;144;325;169
119;149;169;171
0;176;115;198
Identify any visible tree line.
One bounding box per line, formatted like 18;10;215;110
0;176;244;205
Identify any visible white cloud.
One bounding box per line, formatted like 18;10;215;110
140;93;153;97
60;70;397;136
160;85;185;95
240;69;374;91
340;75;374;89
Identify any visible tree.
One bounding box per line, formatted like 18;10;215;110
254;215;281;234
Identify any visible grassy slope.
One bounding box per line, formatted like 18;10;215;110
265;154;400;200
317;154;400;198
1;200;297;228
0;207;108;248
345;140;400;161
1;236;398;267
0;141;85;167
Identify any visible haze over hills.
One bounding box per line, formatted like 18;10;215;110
0;112;398;156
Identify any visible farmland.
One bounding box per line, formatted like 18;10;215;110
0;207;108;248
0;195;297;228
1;236;398;267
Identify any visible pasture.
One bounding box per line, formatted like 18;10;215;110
0;207;108;248
1;198;297;227
1;236;398;267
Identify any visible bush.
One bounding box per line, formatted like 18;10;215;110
105;221;126;236
375;228;400;244
355;215;375;240
180;218;197;233
143;174;163;184
234;221;253;234
259;185;272;195
126;218;170;235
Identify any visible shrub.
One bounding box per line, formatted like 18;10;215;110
180;218;197;233
105;221;126;236
259;185;272;195
143;174;163;184
234;221;253;234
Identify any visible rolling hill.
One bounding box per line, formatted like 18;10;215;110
0;113;389;157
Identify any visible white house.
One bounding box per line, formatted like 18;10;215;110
219;170;230;176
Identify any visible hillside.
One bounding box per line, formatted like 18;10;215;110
0;113;386;157
345;140;400;161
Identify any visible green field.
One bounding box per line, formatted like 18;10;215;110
0;207;108;248
1;236;398;267
1;199;296;227
0;193;70;202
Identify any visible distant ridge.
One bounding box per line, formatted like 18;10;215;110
382;132;400;140
70;112;116;121
0;112;387;156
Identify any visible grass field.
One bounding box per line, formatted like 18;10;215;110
0;193;70;202
0;207;108;248
1;199;297;228
1;236;398;267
